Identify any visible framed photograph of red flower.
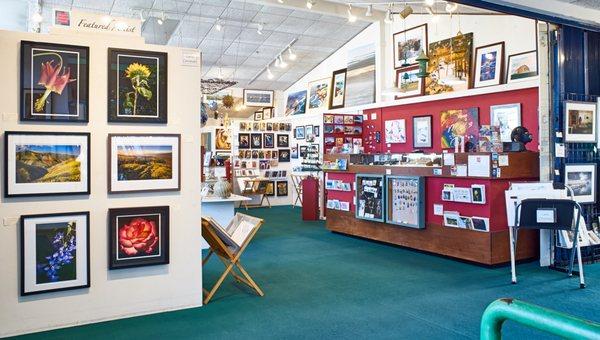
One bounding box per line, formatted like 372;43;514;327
108;206;169;269
20;41;89;122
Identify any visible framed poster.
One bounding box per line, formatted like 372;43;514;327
285;90;307;115
564;164;596;203
440;107;479;148
395;65;424;99
507;50;538;83
473;42;505;88
278;149;290;162
244;89;274;107
385;176;425;229
384;119;406;144
108;206;169;269
295;126;305;140
108;48;168;123
329;68;347;109
393;24;427;68
238;133;250;149
307;78;330;114
108;134;180;193
564;101;596;142
4;131;90;197
490;103;521;142
276;181;288;196
21;212;90;295
263;133;274;148
20;41;89;122
413;115;432;148
356;174;385;223
426;33;473;95
277;134;289;147
250;133;262;149
214;128;231;150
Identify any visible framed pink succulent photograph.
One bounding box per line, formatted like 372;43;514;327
108;206;169;269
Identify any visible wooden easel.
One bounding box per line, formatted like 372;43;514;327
240;179;272;209
290;174;305;207
201;217;264;304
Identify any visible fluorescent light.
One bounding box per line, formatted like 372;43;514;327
32;11;43;23
424;0;435;6
287;47;297;61
347;5;357;23
365;5;373;17
306;0;315;9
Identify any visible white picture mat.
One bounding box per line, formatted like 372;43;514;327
115;213;162;260
307;78;330;114
23;214;88;293
413;116;432;147
244;90;273;106
7;134;89;195
30;48;80;117
393;25;427;67
564;101;597;142
564;164;596;203
331;72;346;107
467;155;491;177
490;103;521;142
507;52;538;83
474;44;502;87
110;135;179;192
396;68;422;97
116;54;160;118
385;119;406;143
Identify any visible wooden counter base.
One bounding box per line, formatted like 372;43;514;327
326;209;538;266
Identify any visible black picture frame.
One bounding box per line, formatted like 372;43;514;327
4;131;91;198
238;133;250;149
276;181;288;196
314;126;320;137
329;68;347;109
265;180;276;196
250;133;262;149
20;41;90;123
263;133;274;148
108;206;170;269
295;126;305;140
108;48;168;123
278;149;291;162
20;211;90;296
108;134;181;194
412;115;433;148
277;134;289;147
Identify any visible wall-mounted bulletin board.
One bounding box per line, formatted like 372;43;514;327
355;174;385;222
386;176;425;229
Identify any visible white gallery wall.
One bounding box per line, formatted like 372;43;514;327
282;14;536;108
0;29;203;337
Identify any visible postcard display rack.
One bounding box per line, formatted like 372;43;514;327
323;152;541;265
323;113;364;154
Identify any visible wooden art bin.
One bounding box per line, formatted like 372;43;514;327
201;214;264;304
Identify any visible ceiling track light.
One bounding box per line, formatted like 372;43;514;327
139;10;145;23
157;12;165;25
257;23;263;35
365;5;373;17
278;55;288;68
347;4;357;23
384;7;393;24
277;0;284;3
215;19;222;31
266;66;274;80
32;11;43;23
399;5;413;19
306;0;316;10
425;5;435;15
424;0;435;6
287;47;297;61
446;2;458;13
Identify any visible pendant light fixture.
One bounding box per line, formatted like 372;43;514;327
365;5;373;17
347;4;357;23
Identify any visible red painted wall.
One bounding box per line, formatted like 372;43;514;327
363;87;539;154
325;172;356;212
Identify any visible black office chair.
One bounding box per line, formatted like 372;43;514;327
511;198;585;288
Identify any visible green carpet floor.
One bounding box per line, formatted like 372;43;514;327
13;206;600;339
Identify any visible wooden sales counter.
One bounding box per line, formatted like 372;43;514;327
323;152;540;266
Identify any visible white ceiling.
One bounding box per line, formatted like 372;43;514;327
39;0;371;91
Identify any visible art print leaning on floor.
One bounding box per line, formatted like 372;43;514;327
108;134;180;193
4;131;90;197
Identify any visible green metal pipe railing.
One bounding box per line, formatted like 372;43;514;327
480;298;600;340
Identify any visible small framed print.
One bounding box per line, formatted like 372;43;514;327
443;212;460;228
263;107;273;119
324;114;334;124
250;133;262;149
263;133;274;148
265;180;275;196
276;181;288;196
305;125;314;137
108;48;168;123
393;24;428;68
507;50;538;83
277;134;289;147
238;133;250;149
452;187;472;203
278;149;290;162
244;89;274;107
4;131;90;197
21;212;90;296
473;42;504;88
471;216;490;232
471;184;486;204
564;101;597;143
564;163;596;203
329;68;347;109
20;41;89;122
108;206;169;269
413;115;432;148
254;111;263;121
108;134;181;194
490;103;521;142
536;208;556;224
441;188;453;201
395;65;424;99
295;126;305;140
314;126;320;137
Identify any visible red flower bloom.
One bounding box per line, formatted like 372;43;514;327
118;218;159;256
38;60;73;95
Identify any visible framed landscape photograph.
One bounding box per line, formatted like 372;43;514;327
413;115;432;148
329;68;347;109
5;131;90;197
108;206;169;269
285;90;307;116
395;65;424;99
507;50;538;83
564;101;596;142
307;78;330;114
473;42;504;88
20;41;89;122
108;134;180;194
108;48;168;123
564;164;596;203
426;33;473;95
244;89;274;107
490;103;521;142
21;211;90;296
277;134;289;147
393;24;428;68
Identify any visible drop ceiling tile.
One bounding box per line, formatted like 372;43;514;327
288;9;322;20
203;25;242;40
187;4;227;17
199;38;231;52
242;56;273;67
237;29;270;44
254;13;287;30
220;7;259;21
228;0;263;12
276;16;315;34
224;42;260;57
259;6;294;16
202;53;221;63
72;0;112;10
112;0;155;12
319;15;349;25
261;32;297;46
201;0;232;7
303;21;342;37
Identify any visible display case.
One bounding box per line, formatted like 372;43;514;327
385;176;425;229
355;174;385;222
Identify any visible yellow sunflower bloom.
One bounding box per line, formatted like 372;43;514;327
124;63;151;79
